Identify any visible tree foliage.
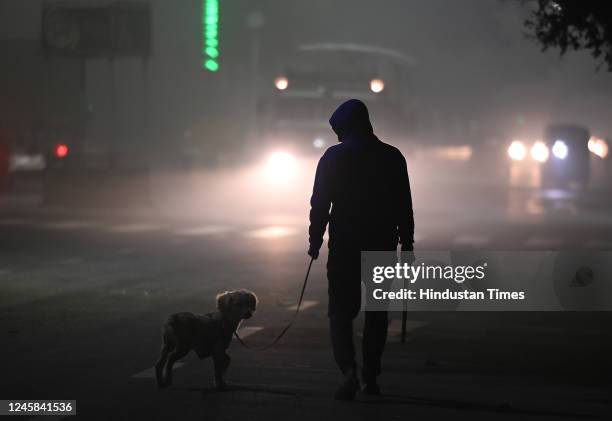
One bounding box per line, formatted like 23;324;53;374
521;0;612;71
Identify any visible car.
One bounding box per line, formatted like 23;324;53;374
505;124;602;190
258;43;416;158
541;125;590;189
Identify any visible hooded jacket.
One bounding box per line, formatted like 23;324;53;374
308;99;414;256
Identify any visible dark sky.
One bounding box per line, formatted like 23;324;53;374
2;0;611;148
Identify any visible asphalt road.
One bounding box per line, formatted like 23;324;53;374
1;175;612;420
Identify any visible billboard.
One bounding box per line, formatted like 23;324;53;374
41;1;151;58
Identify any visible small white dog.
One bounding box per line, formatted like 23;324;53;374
155;289;258;390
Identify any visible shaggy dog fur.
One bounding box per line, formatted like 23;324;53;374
155;289;258;389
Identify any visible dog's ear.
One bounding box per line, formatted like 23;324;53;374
246;290;258;310
216;291;232;314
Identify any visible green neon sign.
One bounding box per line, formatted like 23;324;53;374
202;0;219;71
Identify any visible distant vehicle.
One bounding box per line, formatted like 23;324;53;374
541;125;590;189
258;43;417;159
505;124;607;189
6;132;75;193
0;37;82;189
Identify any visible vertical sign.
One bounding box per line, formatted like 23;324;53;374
202;0;219;71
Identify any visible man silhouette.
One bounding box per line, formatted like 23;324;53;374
308;99;414;400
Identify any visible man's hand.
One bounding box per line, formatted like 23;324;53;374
307;246;319;260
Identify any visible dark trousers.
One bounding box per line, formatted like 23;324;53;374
327;252;388;382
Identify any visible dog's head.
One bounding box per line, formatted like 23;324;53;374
216;289;258;321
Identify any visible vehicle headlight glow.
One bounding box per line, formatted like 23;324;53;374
313;138;325;149
265;151;297;182
274;76;289;91
552;140;568;160
530;141;549;163
370;78;385;93
588;136;609;159
507;140;527;161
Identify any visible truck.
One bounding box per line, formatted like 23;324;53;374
257;43;417;158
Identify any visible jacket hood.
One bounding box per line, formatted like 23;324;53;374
329;99;374;142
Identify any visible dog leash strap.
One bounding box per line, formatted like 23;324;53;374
234;257;314;350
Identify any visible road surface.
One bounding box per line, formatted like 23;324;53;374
1;170;612;420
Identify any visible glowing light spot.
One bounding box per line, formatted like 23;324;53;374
55;143;69;158
202;0;219;72
370;78;385;93
265;151;297;182
552;140;568;160
530;141;549;163
313;138;325;149
588;136;608;159
275;76;289;91
246;226;298;239
204;59;219;72
507;140;526;161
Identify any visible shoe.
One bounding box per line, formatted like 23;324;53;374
361;382;381;396
334;368;359;401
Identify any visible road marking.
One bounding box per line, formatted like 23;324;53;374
525;236;563;248
173;225;232;236
583;239;612;249
245;226;298;239
236;326;264;338
40;220;94;230
105;223;165;233
132;362;185;379
452;234;489;247
287;300;318;311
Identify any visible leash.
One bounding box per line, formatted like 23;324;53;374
234;257;314;350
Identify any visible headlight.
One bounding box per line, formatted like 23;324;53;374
552;140;568;160
274;76;289;91
588;136;609;159
313;138;326;149
530;141;549;163
370;78;385;93
265;151;297;182
507;140;527;161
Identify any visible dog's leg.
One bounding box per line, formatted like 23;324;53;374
164;347;189;387
213;350;231;391
155;344;171;388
